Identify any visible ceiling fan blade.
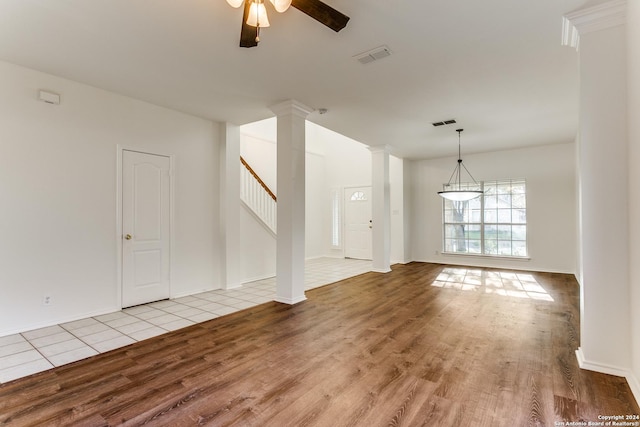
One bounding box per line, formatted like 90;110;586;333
240;1;258;48
291;0;349;32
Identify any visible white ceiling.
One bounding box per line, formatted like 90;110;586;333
0;0;594;159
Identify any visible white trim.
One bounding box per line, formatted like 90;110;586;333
416;259;574;275
170;287;222;300
627;372;640;406
575;347;628;377
575;348;640;405
269;99;314;118
0;307;120;338
371;268;392;273
368;145;392;155
561;16;581;49
441;252;531;261
275;295;307;305
116;145;175;308
241;273;276;284
562;0;627;50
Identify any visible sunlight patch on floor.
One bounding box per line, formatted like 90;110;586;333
431;268;554;301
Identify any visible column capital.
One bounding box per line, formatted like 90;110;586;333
562;0;626;49
269;99;314;119
369;145;392;155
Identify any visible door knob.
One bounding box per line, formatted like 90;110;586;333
124;234;132;240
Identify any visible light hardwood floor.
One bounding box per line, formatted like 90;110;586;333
0;262;638;426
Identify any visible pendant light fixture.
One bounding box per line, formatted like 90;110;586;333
437;129;483;202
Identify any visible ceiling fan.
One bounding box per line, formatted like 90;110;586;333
226;0;350;47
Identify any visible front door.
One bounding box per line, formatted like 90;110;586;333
122;150;171;308
344;186;372;260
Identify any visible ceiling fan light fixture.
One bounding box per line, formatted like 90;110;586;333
233;0;349;47
270;0;292;13
226;0;244;8
246;1;270;27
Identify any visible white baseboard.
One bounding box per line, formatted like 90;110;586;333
0;306;120;338
224;282;244;290
575;348;629;377
372;268;392;273
241;273;276;284
628;371;640;406
274;295;307;305
171;287;220;299
391;259;413;265
576;347;640;405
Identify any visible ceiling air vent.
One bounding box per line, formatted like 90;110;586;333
354;46;392;65
432;119;457;127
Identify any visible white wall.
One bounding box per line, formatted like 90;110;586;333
0;61;221;336
322;127;372;191
627;0;640;398
240;133;277;195
305;151;326;258
239;205;276;282
311;122;372;259
411;143;576;273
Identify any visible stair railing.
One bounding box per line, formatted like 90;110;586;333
240;156;277;233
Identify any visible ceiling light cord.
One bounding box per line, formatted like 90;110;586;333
256;1;261;42
457;131;462;190
455;129;479;188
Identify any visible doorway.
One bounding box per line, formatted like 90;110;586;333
344;186;372;260
120;149;171;308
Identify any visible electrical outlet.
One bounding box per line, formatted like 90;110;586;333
43;295;52;306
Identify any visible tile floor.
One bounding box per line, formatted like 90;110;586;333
0;257;371;384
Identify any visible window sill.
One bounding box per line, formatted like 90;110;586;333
441;252;531;261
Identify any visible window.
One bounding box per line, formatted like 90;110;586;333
350;191;367;201
443;179;527;257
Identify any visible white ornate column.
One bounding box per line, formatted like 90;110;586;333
564;1;631;375
270;100;314;304
370;145;391;273
219;122;242;290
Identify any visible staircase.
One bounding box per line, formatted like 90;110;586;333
240;156;277;234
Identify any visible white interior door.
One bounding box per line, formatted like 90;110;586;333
344;186;372;260
122;150;171;308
